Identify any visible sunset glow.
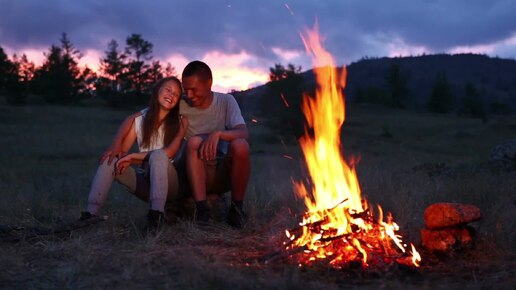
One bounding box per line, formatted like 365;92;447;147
5;47;270;93
166;51;270;92
201;50;270;92
78;49;102;72
387;38;429;57
4;32;516;93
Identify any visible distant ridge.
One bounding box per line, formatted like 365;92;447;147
345;53;516;107
235;54;516;115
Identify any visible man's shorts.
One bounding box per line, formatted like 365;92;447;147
174;137;232;199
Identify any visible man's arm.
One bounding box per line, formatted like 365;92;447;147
219;124;249;141
199;124;248;161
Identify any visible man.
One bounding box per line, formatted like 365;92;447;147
179;60;250;228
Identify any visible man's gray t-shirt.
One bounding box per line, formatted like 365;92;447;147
179;92;245;139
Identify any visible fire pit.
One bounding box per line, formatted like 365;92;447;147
282;25;421;269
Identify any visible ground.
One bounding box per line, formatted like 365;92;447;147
0;103;514;289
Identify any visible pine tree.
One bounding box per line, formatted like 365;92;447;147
0;46;14;91
15;54;35;83
33;33;87;103
100;39;125;91
461;82;486;121
267;63;305;138
33;45;66;103
147;60;164;88
386;63;409;108
426;71;454;113
124;34;153;102
163;62;177;78
0;47;23;104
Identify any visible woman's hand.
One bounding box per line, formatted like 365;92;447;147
100;144;126;165
114;154;133;175
179;115;189;134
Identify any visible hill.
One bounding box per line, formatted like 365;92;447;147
235;54;516;117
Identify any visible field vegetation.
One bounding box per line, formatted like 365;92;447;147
0;101;515;289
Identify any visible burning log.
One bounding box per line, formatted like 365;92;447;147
424;203;481;229
284;203;420;269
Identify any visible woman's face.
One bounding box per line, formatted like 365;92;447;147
157;80;181;110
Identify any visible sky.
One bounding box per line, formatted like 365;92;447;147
1;0;516;92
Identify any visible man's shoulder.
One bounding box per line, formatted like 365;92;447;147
213;91;238;105
213;91;232;97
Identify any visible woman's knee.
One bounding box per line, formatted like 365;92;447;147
99;157;118;171
149;149;168;165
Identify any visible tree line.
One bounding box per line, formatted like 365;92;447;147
0;34;502;126
258;59;498;139
354;63;488;120
0;33;176;107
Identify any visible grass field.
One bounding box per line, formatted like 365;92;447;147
0;102;515;289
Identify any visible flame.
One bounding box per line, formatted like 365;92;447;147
285;24;421;269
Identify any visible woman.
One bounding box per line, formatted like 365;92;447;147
80;76;188;232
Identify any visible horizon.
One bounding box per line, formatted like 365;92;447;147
2;1;515;93
3;44;512;94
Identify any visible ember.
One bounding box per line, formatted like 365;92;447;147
284;24;421;269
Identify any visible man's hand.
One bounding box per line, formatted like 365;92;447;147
199;131;221;161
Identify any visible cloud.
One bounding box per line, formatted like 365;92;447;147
1;0;516;91
200;50;270;92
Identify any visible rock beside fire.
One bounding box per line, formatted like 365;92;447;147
421;203;481;252
421;227;474;252
424;203;481;229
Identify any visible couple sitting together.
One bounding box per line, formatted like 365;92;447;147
80;60;250;232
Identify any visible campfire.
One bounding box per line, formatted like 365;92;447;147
283;25;421;269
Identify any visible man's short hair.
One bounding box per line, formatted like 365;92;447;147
182;60;213;82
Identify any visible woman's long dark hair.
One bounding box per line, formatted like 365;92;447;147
140;76;181;149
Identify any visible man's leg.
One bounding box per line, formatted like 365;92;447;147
186;136;207;202
228;138;250;203
185;136;211;222
226;138;250;228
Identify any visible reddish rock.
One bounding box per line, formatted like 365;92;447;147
424;203;481;229
421;227;473;252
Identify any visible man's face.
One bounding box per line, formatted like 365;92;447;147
182;75;212;108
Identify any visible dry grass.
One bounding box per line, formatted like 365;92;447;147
0;103;515;289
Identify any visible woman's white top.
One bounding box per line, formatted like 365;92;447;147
134;108;165;152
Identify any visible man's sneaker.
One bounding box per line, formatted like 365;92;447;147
193;207;212;225
226;204;247;229
146;210;165;235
